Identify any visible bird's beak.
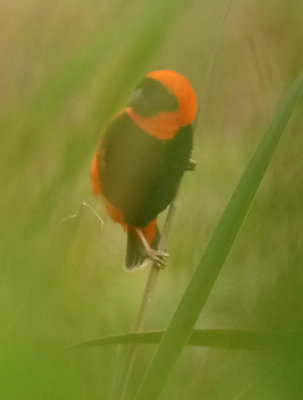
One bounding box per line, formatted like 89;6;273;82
126;89;143;107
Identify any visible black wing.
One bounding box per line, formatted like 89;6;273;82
99;112;193;227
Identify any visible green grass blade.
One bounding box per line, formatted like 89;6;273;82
135;72;303;400
67;329;302;351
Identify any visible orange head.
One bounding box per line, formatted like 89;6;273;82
126;70;197;140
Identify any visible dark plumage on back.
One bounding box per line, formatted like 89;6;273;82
99;112;193;227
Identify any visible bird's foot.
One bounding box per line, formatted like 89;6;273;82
146;248;169;268
186;158;197;171
134;227;169;268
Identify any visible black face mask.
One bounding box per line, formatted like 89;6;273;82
127;77;178;117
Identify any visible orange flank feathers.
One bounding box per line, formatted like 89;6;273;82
90;152;101;196
90;152;157;243
90;70;196;269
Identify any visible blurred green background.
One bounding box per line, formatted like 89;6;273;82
0;0;302;398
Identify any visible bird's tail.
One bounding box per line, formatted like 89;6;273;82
125;226;160;270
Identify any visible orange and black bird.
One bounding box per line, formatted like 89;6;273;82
90;70;197;270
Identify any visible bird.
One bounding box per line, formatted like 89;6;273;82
90;70;197;270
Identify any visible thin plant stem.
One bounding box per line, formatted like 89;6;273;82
194;0;234;129
135;192;179;332
117;192;179;400
60;200;104;229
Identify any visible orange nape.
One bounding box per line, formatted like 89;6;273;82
127;70;197;140
90;152;157;244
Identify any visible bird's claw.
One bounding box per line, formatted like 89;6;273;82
147;248;169;268
186;159;197;171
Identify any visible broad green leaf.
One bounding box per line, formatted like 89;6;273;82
135;72;303;400
67;329;302;351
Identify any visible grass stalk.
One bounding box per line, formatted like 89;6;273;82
117;193;179;400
